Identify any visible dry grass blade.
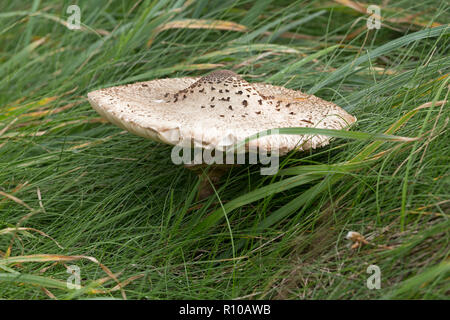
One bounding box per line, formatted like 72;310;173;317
0;227;63;249
0;118;18;136
41;287;57;299
262;31;317;40
335;0;366;13
91;274;145;294
68;131;128;151
36;187;46;213
30;12;110;35
21;101;83;119
0;191;35;212
334;0;442;28
5;86;78;115
0;182;29;206
0;254;126;299
155;19;248;33
147;19;248;47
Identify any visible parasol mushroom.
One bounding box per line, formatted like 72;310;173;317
87;70;356;199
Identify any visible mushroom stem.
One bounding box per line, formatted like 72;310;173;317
184;164;234;200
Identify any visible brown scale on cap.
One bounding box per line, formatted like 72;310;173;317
161;70;271;123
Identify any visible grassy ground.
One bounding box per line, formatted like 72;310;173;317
0;0;449;299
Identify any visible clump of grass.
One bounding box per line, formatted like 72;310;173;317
0;0;448;299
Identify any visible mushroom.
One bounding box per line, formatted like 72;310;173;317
87;70;356;199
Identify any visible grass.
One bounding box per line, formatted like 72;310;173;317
0;0;449;299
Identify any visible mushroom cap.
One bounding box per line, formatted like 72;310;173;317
87;70;356;155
